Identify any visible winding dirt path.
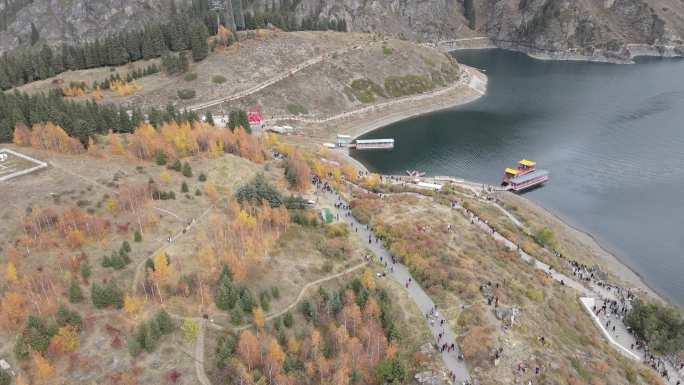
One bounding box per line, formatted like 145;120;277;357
130;205;213;292
186;44;369;112
171;260;368;385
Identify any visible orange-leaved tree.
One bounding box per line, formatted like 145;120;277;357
237;329;259;371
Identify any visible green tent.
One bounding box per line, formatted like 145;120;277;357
321;208;334;224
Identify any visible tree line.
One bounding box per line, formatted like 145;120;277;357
625;299;684;355
0;14;210;91
0;5;348;92
243;11;347;33
0;89;205;144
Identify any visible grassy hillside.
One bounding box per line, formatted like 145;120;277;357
13;31;462;118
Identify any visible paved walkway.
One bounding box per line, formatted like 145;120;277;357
455;195;684;384
344;180;684;384
322;187;471;384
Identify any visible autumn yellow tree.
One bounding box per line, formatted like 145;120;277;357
66;229;86;248
105;198;118;214
363;173;381;189
91;85;103;101
342;165;357;182
264;132;279;147
159;170;172;185
204;181;219;202
109;131;125;155
151;252;174;302
286;152;311;191
13;123;32;146
361;270;376;290
5;261;18;283
182;319;199;341
50;325;80;354
266;337;285;383
217;24;234;46
124;294;145;319
110;79;143;96
253;307;265;335
32;353;55;384
22;122;84;154
363;298;380;322
0;291;28;331
310;159;326;179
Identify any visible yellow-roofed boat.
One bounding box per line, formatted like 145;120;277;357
501;159;549;192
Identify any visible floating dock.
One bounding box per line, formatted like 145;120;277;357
352;138;395;150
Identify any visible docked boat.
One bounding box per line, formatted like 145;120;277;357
501;159;549;192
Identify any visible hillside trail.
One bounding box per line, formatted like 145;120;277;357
262;65;485;125
460;193;683;384
130;204;213;292
47;157;209;293
171;260;368;385
365;177;683;384
186;43;378;112
322;186;472;384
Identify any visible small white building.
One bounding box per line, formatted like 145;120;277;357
416;182;443;191
268;125;296;134
336;134;352;147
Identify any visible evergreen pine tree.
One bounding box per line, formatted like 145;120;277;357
156;310;174;334
107;35;130;66
126;31;143;61
168;17;187;51
30;22;40;45
182;161;193;177
190;22;210;61
215;266;238;311
238;110;250;133
68;281;84;303
205;111;214;125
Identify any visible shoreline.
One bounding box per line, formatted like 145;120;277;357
507;192;677;308
345;65;487;149
444;39;684;64
328;65;486;174
336;55;678;310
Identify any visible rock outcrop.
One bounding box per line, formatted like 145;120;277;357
1;0;683;61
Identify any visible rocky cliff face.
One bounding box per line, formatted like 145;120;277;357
1;0;683;59
0;0;192;53
478;0;684;59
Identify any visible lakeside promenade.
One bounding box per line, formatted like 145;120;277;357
339;174;683;384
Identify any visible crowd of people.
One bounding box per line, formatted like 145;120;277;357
314;172;684;384
314;175;476;384
452;191;684;384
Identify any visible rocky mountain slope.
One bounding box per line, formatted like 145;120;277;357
1;0;684;59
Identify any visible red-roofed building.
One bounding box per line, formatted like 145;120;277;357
248;107;264;131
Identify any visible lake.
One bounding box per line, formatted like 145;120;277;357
352;49;684;307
